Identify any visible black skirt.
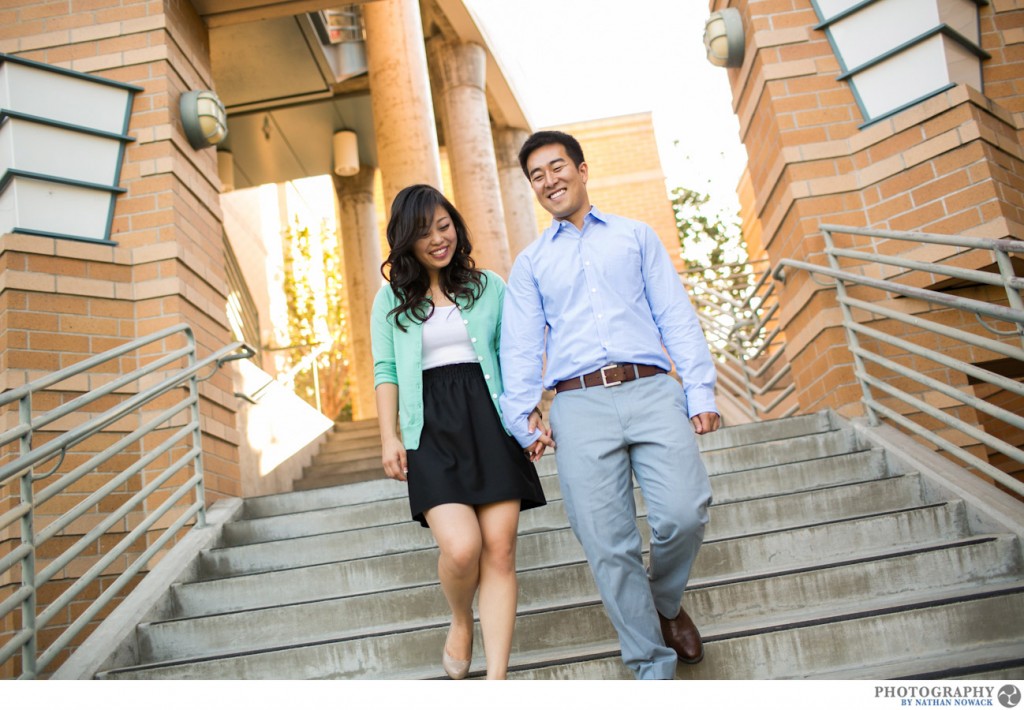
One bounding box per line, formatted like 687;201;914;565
406;362;546;527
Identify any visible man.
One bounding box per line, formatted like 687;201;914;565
499;130;719;680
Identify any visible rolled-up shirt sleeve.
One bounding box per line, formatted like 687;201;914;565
639;225;718;417
499;255;545;448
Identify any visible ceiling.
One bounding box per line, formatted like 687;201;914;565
195;0;529;190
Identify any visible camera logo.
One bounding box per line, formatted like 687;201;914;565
999;685;1021;709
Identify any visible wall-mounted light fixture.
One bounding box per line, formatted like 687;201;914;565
333;129;359;176
704;8;745;68
180;89;228;149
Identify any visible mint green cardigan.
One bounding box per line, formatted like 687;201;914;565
371;270;507;450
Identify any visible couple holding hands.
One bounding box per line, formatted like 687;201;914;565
371;130;720;681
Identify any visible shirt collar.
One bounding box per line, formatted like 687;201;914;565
546;205;607;241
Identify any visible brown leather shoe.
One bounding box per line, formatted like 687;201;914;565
658;607;704;664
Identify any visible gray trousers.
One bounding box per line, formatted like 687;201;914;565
549;373;712;680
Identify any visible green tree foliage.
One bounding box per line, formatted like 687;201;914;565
282;219;352;421
671;186;743;273
671;186;759;357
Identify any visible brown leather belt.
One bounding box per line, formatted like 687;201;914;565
554;364;667;393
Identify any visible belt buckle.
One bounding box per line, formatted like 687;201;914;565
600;364;622;387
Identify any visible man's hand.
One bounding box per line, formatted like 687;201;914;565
525;407;555;462
690;411;721;435
381;437;408;481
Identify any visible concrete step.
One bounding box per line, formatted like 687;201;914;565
311;443;383;463
99;584;1024;679
197;496;967;583
295;416;850;493
318;434;382;454
137;535;1021;665
506;588;1024;680
173;508;993;617
292;467;385;490
332;418;380;434
710;448;889;502
699;429;861;474
696;411;834;452
223;469;920;548
248;445;886;523
243;476;408;519
304;454;384;478
222;475;563;546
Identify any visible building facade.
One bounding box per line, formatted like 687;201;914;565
710;0;1023;422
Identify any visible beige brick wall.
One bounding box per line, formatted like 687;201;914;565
715;0;1024;414
0;0;239;676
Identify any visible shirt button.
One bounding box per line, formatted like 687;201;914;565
591;288;596;293
491;393;497;399
597;314;603;319
471;337;477;343
477;356;483;361
485;374;491;380
463;319;469;325
585;261;591;266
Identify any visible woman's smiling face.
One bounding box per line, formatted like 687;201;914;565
411;204;456;277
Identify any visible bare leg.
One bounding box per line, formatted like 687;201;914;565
424;503;482;665
475;500;522;679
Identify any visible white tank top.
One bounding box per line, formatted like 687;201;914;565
421;304;478;370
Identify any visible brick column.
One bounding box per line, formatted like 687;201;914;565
0;0;240;675
713;0;1024;418
428;39;511;277
333;167;381;421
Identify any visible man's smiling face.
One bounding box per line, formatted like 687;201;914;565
526;143;590;226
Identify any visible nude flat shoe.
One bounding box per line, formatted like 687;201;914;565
442;624;472;680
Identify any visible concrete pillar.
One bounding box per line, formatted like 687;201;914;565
333;166;382;421
363;0;443;213
429;39;512;277
494;126;540;261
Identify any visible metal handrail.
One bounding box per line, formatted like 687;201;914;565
0;324;253;678
682;259;798;422
773;224;1024;497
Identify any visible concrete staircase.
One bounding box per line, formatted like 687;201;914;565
92;411;1024;679
293;418;384;490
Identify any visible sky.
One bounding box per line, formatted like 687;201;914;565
463;0;749;219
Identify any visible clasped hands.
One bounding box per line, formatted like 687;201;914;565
524;407;554;463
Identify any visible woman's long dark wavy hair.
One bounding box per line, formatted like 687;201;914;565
382;184;484;331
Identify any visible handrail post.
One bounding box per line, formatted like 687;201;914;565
185;329;207;529
18;394;37;679
823;228;879;426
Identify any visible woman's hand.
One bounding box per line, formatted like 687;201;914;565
381;437;408;481
524;408;555;463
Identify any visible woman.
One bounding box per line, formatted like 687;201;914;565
370;184;548;680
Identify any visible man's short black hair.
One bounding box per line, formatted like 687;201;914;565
518;130;586;177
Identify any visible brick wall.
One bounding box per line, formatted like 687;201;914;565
714;0;1024;421
0;0;239;676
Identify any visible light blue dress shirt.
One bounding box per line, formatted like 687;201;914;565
499;206;718;448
